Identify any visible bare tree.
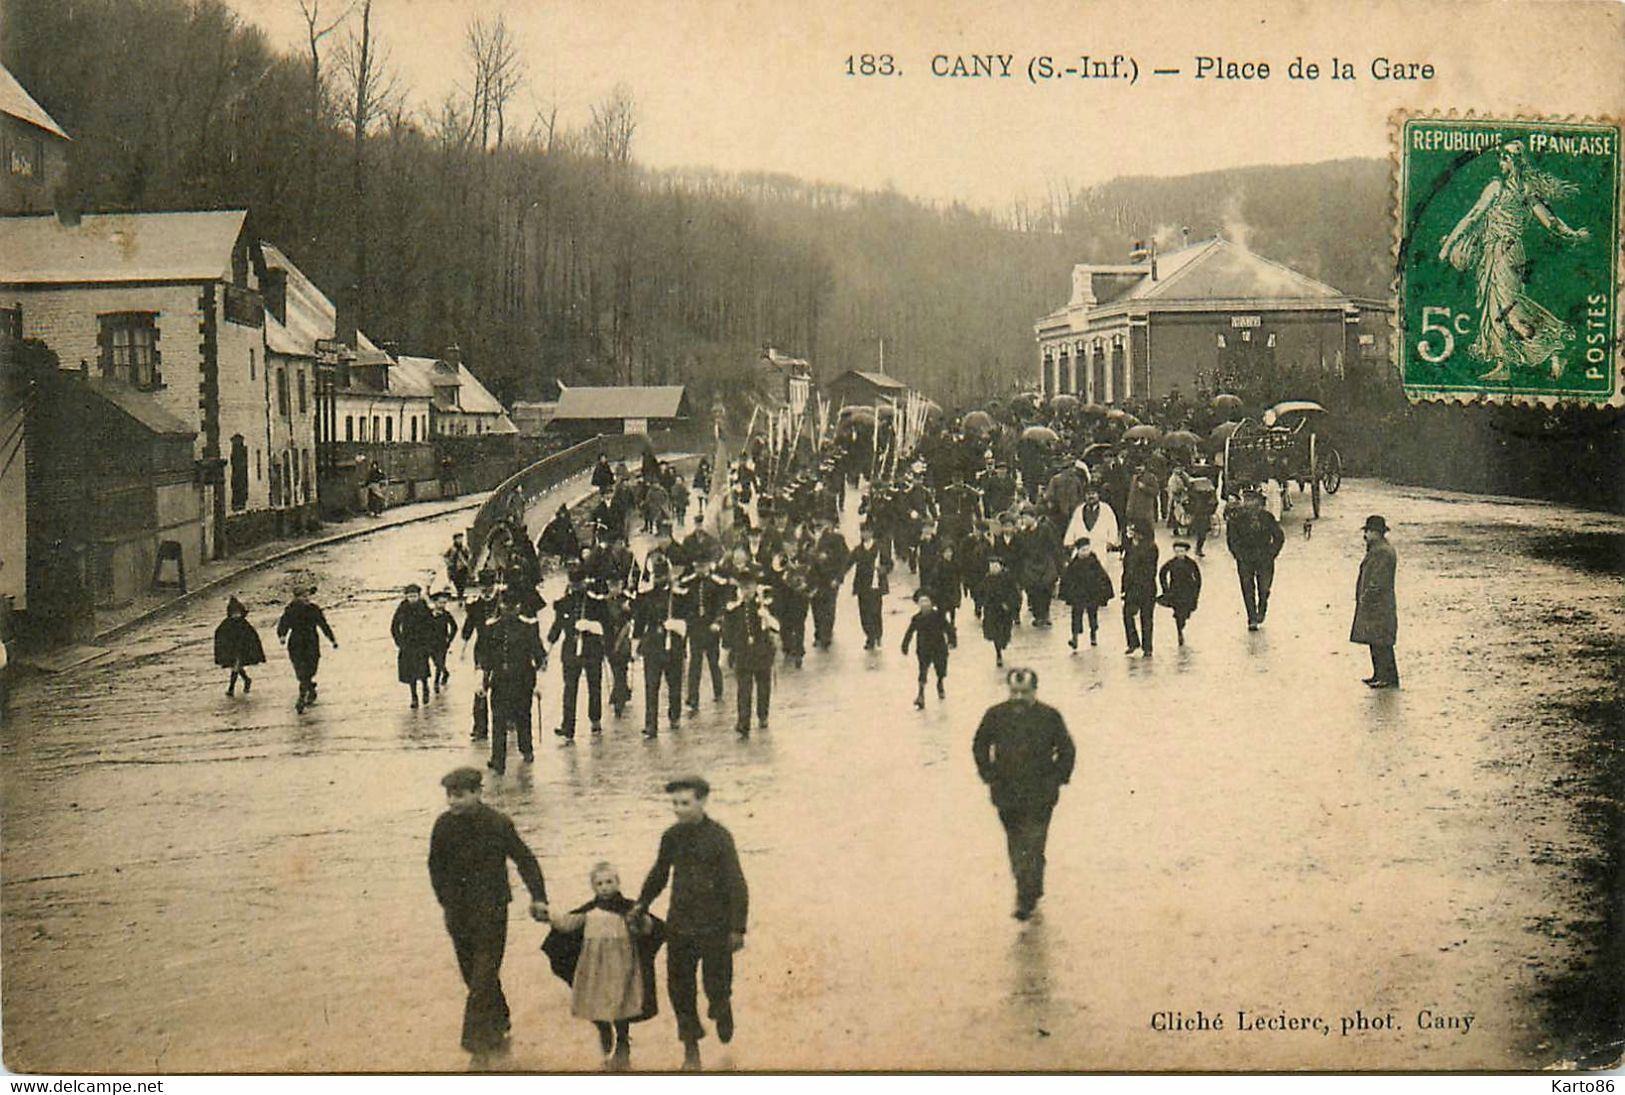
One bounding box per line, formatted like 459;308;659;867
297;0;353;234
587;84;637;164
465;15;525;151
336;0;403;338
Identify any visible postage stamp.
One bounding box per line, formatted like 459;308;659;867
1395;115;1622;406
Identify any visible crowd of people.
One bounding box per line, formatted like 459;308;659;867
204;388;1402;1069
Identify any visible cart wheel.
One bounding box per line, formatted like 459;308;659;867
1309;434;1322;519
1322;449;1344;494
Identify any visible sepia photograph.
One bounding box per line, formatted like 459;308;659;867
0;0;1621;1078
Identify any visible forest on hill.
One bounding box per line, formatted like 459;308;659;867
4;0;1392;412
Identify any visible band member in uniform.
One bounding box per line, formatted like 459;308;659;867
485;589;547;773
548;570;608;740
635;566;686;737
722;569;778;736
680;559;728;714
850;524;892;650
808;516;850;650
460;570;500;741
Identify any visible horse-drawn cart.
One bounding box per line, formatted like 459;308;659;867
1221;400;1344;517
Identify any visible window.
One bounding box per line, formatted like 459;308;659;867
249;348;256;380
297;368;307;415
372;416;381;441
255;448;262;481
302;449;313;503
276;368;289;417
98;312;161;390
386;416;393;442
345;415;354;442
410;416;418;442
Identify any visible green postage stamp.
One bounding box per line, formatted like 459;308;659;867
1396;116;1622;406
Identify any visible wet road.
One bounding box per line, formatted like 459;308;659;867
3;478;1621;1072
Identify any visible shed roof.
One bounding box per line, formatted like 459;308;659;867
0;63;69;141
552;385;688;421
0;210;248;284
83;378;194;436
830;370;908;391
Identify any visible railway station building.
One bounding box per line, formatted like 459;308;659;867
1033;237;1393;404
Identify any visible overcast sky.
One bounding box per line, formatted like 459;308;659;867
227;0;1621;210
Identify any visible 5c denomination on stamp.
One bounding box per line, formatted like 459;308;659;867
1395;115;1622;406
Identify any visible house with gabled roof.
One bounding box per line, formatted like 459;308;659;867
548;385;689;440
1034;237;1393;404
0;208;277;559
0;62;69;213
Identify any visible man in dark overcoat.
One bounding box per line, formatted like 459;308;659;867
1351;514;1400;688
972;668;1076;920
484;590;547;773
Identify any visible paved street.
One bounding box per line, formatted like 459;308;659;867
2;479;1621;1072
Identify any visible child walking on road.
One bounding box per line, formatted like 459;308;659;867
901;590;956;708
1157;541;1203;646
542;863;665;1071
276;584;337;713
1058;538;1114;650
214;596;266;696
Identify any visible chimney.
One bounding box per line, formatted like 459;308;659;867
1150;239;1159;282
1129;239;1150;264
443;343;462;366
1180;225;1191;249
263;268;288;325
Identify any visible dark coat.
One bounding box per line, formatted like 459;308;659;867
1157;555;1202;615
1226;506;1285;564
1350;538;1398;646
972;699;1077;811
548;590;608;665
213;615;266;667
485;614;547;693
722;595;779;672
1120;540;1160;606
428;801;548;910
850;541;892;597
1058;552;1114;608
1016;521;1061;590
540;895;666;1022
901;608;956;660
276;600;335;675
979;569;1019;646
391;599;438;683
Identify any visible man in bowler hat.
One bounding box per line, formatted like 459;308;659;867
428;767;549;1064
1351;514;1400;688
972;668;1076;920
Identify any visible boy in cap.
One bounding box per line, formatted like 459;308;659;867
1157;540;1203;646
901;589;956;708
632;776;749;1071
429;766;550;1064
849;523;892;650
429;589;458;692
276;583;338;713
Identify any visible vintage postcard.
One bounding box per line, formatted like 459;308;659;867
1;0;1622;1079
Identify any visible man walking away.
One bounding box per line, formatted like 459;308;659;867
428;767;549;1067
632;776;749;1072
1351;514;1400;689
972;669;1076;921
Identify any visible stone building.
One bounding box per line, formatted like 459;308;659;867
0;63;69;214
1034;237;1392;404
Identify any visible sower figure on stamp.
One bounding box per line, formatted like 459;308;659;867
1351;514;1400;689
1226;485;1285;632
972;668;1076;921
633;776;749;1072
428;766;549;1067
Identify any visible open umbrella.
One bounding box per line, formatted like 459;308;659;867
1212;393;1244;413
1021;424;1060;444
1105;408;1130;421
1050;393;1080;413
1081;403;1108;417
961;410;994;434
842;406;877;425
1081;443;1115;462
1209;420;1242;444
1161;429;1202;449
1123;424;1162;442
876;404;897;420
